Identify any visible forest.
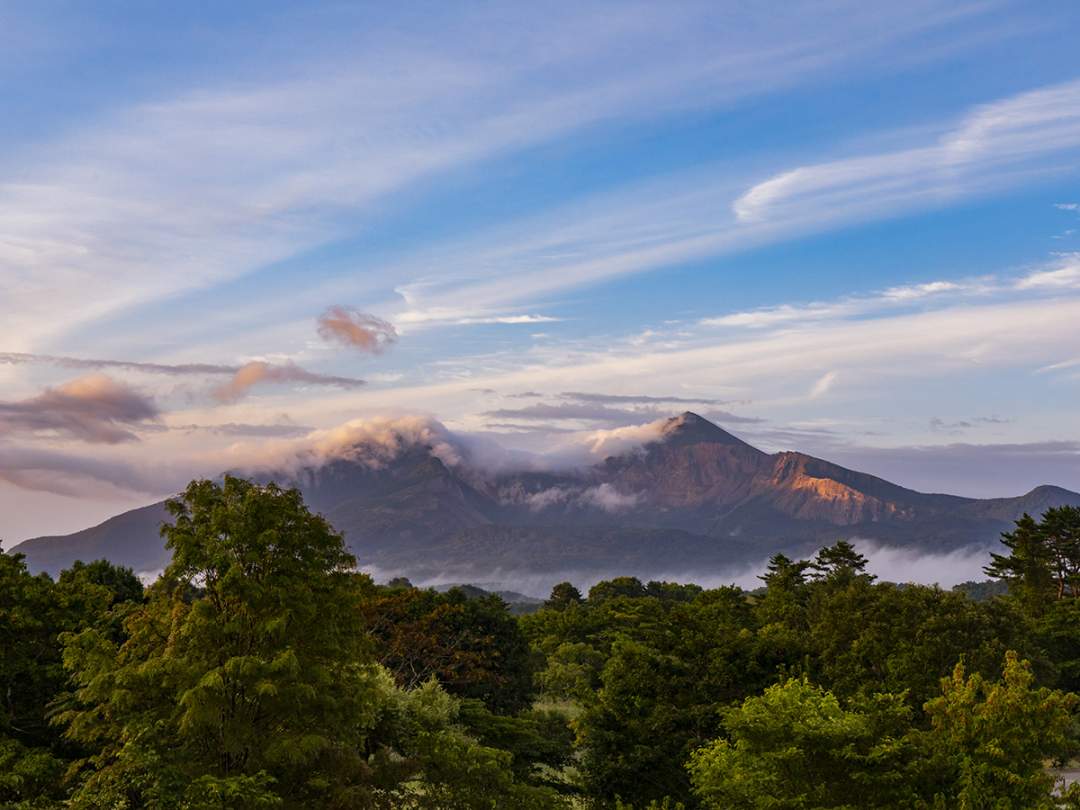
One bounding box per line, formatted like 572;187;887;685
4;476;1080;809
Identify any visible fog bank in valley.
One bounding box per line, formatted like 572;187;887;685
362;540;996;599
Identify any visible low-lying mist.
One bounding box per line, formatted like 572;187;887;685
361;540;996;599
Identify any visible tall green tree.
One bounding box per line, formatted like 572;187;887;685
543;582;583;611
587;577;648;604
0;548;69;809
987;508;1080;692
754;554;812;673
361;585;535;714
1040;506;1080;599
986;513;1057;614
0;548;65;752
809;540;873;586
688;678;915;808
756;554;811;624
0;549;139;808
58;477;385;807
916;651;1077;808
575;587;764;806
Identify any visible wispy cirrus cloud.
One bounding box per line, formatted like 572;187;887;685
1037;357;1080;375
808;371;839;400
733;77;1080;227
393;308;562;329
485;390;760;427
348;78;1080;327
422;294;1080;417
3;2;990;349
0;351;236;376
698;256;1080;332
1016;252;1080;289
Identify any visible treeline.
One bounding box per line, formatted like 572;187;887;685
3;479;1080;808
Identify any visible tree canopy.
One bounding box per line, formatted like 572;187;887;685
5;490;1080;808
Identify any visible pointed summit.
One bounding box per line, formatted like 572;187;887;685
660;412;760;450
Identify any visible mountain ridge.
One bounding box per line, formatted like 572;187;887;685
12;412;1080;579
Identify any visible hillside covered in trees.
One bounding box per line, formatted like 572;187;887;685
5;477;1080;808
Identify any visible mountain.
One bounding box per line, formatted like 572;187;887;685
13;413;1080;582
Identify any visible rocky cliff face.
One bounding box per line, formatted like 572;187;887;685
14;412;1080;579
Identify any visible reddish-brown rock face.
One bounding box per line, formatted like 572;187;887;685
599;414;919;525
761;453;914;525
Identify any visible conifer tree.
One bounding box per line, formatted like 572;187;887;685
809;540;874;585
987;512;1059;614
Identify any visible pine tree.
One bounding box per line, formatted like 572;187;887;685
809;541;874;585
986;513;1057;614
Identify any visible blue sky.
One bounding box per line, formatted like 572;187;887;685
2;1;1080;540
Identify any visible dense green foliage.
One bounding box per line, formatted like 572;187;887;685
361;583;534;714
522;527;1080;807
1;478;564;809
1;546;143;809
6;492;1080;807
688;653;1076;808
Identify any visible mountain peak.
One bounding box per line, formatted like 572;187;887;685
1026;484;1077;497
660;412;758;450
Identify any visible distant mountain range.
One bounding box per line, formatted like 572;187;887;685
13;413;1080;582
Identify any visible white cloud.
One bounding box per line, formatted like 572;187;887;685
697;260;1080;334
525;487;573;511
2;2;988;351
809;371;839;400
733;78;1080;227
1036;357;1080;374
0;374;158;444
466;295;1080;405
697;281;970;329
394;306;562;329
579;483;639;512
857;541;991;588
513;481;639;513
881;280;964;301
328;80;1080;329
1016;252;1080;289
579;418;670;459
702;302;855;329
222;414;465;475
